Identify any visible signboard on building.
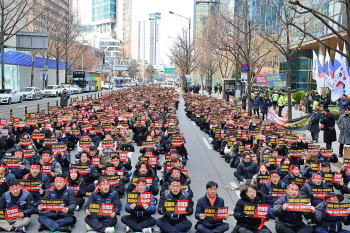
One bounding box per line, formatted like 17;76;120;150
16;32;48;52
113;65;128;71
164;68;175;74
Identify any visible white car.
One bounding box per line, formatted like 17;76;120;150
130;81;137;87
60;84;74;95
72;85;82;94
18;87;43;100
0;89;23;104
102;83;113;90
43;85;61;97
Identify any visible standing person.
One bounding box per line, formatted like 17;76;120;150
273;184;315;233
320;109;337;149
303;93;309;113
214;85;218;94
337;107;350;157
59;89;70;108
38;175;77;232
195;181;229;233
208;86;212;96
309;104;321;143
219;85;222;96
242;94;247;110
260;95;270;121
340;95;350;114
272;91;279;109
251;93;260;116
233;185;271;233
277;93;285;117
225;89;231;102
321;94;330;110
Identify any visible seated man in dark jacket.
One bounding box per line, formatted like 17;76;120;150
273;184;315;233
38;174;77;232
156;178;194;233
195;181;229;233
0;179;35;232
314;192;350;233
300;172;331;207
121;178;156;232
233;184;270;233
84;177;121;233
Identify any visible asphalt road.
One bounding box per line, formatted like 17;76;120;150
0;90;113;120
2;89;350;233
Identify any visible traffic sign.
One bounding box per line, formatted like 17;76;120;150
241;73;247;82
241;64;248;73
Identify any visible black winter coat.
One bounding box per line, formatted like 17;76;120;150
320;113;337;143
236;159;259;182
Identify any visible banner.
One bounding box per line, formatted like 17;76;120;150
255;74;286;88
267;109;312;131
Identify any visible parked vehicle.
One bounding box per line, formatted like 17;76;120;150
130;81;137;87
43;85;61;97
18;87;43;100
60;84;74;95
72;85;82;94
102;83;113;90
0;89;23;104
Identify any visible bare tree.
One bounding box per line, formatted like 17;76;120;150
259;0;310;119
128;60;139;80
168;28;197;91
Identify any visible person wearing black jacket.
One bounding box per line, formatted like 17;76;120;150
321;94;331;110
195;181;229;233
127;163;159;196
66;169;86;210
273;184;314;233
309;104;321;143
84;177;121;233
299;173;330;207
0;179;35;232
233;185;270;233
156;178;194;233
320;109;337;149
38;174;77;232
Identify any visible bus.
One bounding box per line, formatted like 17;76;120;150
115;77;124;87
72;70;102;92
124;77;132;86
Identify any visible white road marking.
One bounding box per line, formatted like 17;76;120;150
127;152;133;158
192;122;196;125
202;138;212;150
235;191;241;198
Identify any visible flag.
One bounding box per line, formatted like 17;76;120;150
324;50;334;92
312;50;326;87
332;44;344;101
343;42;350;96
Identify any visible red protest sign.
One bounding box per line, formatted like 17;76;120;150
214;207;228;219
5;207;20;220
174;200;188;214
100;203;114;216
92;157;100;166
138;192;152;205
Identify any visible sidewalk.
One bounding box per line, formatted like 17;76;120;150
199;90;344;168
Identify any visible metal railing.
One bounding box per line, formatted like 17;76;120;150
0;90;113;120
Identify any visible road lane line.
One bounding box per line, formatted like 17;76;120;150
202;138;212;150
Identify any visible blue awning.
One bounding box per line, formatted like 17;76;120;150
0;50;71;70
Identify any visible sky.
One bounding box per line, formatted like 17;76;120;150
80;0;194;66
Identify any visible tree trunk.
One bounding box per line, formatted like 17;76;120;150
31;53;35;86
181;76;187;92
65;53;68;84
286;56;292;120
56;53;60;85
45;55;48;87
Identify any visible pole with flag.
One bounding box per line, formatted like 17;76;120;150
343;42;350;96
312;51;326;88
324;49;334;95
332;44;345;101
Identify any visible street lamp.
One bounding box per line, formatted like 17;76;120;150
168;11;191;53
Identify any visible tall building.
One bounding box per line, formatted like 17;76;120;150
193;0;220;39
149;12;161;65
137;20;147;60
122;0;132;58
92;0;117;37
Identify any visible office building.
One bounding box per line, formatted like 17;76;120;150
193;0;221;39
149;12;161;65
92;0;117;37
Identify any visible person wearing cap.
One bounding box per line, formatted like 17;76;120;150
273;183;315;233
122;178;157;233
251;93;260;116
300;172;329;207
337;106;350;157
160;167;192;197
277;93;285;117
233;184;270;233
309;103;321;143
272;91;279;110
38;174;77;232
84;177;121;233
127;163;159;196
314;193;350;233
195;181;229;233
40;150;62;183
157;178;194;233
0;162;16;197
23;162;50;207
0;179;35;232
282;166;305;188
9;150;30;180
75;152;99;196
66;169;86;210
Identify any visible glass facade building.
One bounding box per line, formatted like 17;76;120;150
149;12;161;65
193;0;220;39
92;0;117;34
